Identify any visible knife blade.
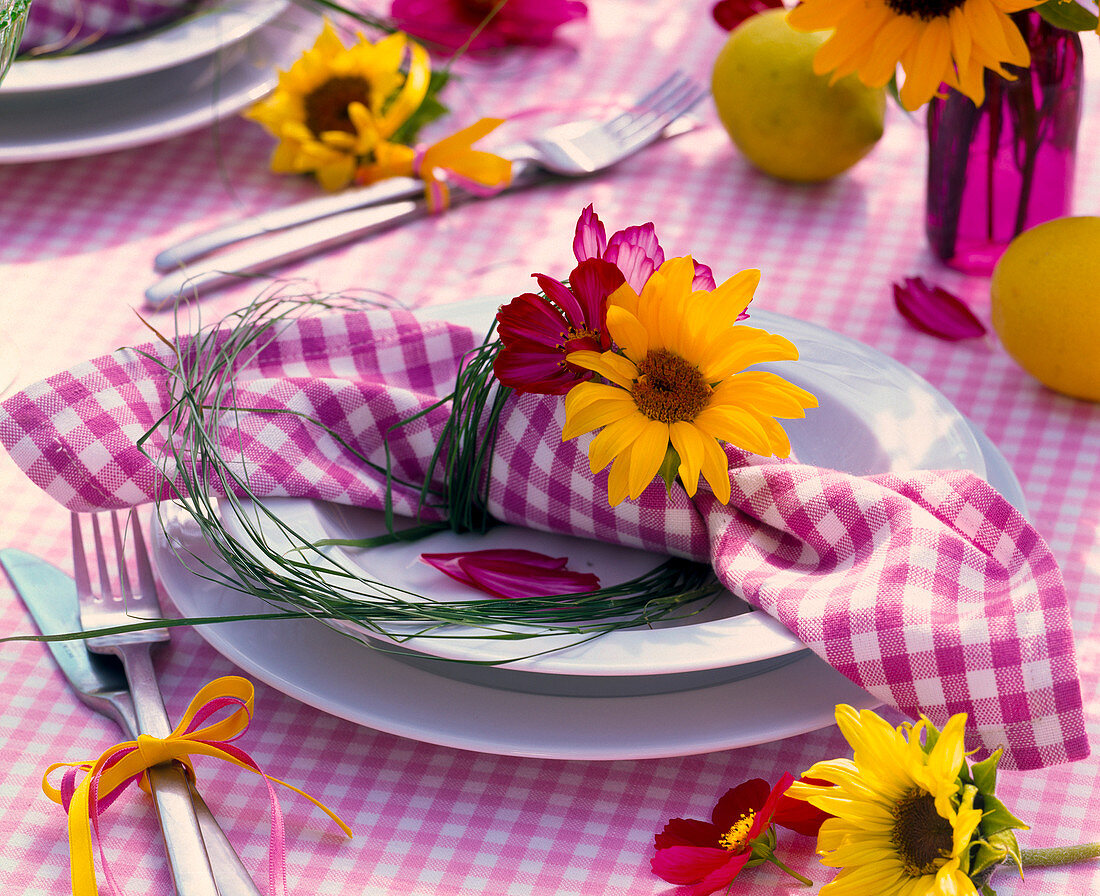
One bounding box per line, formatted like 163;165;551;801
0;548;262;896
144;115;701;308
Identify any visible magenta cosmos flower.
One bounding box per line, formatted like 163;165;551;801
573;204;717;293
493;257;624;394
652;774;827;895
420;548;600;598
389;0;587;53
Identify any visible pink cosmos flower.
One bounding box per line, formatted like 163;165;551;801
573;204;717;293
389;0;587;53
652;774;823;895
420;549;601;598
493;257;624;394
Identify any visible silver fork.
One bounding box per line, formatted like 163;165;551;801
73;511;219;896
145;72;706;307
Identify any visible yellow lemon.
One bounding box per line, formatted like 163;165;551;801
990;216;1100;402
710;9;886;183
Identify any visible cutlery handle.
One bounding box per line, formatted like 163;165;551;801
120;644;219;896
154;176;426;271
144;197;429;308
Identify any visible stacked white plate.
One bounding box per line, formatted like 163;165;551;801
150;299;1028;760
0;0;311;162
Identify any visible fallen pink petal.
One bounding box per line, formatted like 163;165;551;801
421;549;601;598
893;276;987;341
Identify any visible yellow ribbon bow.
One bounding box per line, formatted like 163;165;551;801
43;676;352;896
361;117;513;212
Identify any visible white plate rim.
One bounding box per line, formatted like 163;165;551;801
0;22;289;162
152;511;881;760
217;302;994;677
3;0;288;93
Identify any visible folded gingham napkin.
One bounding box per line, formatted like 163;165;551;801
0;307;1088;771
20;0;197;55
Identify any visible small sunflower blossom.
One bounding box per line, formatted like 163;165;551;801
785;0;1045;111
246;22;438;191
651;774;822;895
787;705;1030;896
562;256;817;506
493;258;625;394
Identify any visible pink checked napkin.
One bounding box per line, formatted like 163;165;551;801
0;307;1088;771
20;0;196;54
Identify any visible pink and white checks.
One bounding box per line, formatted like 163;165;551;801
0;306;1088;771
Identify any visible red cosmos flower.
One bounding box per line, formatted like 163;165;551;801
493;257;624;394
389;0;587;53
652;774;826;895
711;0;784;31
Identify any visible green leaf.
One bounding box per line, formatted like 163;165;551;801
970;748;1003;795
658;444;681;496
980;794;1029;836
389;69;452;147
1037;0;1099;31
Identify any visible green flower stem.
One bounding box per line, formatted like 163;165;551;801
1021;843;1100;867
765;854;813;887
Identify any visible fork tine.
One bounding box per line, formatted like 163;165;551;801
91;513;113;602
70;512;92;600
129;510;159;601
110;510;135;603
601;71;689;134
612;78;707;145
611;86;707;155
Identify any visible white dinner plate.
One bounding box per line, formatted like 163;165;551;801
0;14;304;163
153;507;881;760
2;0;287;93
216;302;999;681
152;404;1019;760
150;304;1025;759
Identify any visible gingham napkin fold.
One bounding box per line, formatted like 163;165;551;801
0;307;1088;771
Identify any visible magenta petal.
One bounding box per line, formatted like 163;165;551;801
573;204;607;263
691;260;717;291
605;223;664;292
496;292;569;346
493;348;584;394
893;276;987;340
421;549;600;598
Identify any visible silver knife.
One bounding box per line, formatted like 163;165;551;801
0;548;263;896
143;162;549;309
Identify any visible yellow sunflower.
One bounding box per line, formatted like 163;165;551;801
246;21;430;190
562;256;817;506
788;706;987;896
786;0;1044;111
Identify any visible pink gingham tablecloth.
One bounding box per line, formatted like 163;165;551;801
1;1;1098;894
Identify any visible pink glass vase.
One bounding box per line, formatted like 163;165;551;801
925;11;1083;275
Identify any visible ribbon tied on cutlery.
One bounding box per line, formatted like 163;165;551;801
42;676;352;896
0;303;1089;772
364;117;513;212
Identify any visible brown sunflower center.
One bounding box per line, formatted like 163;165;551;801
892;789;954;876
631;348;711;424
883;0;967;21
718;811;756;853
304;76;371;136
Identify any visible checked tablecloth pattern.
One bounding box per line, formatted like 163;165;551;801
3;0;1100;894
0;306;1087;769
